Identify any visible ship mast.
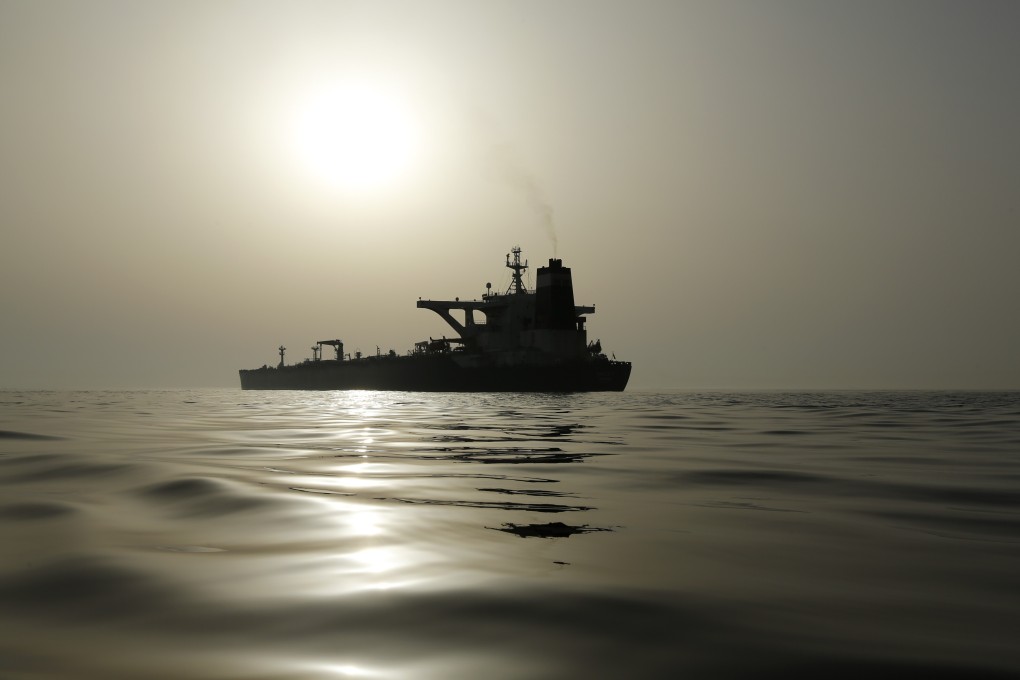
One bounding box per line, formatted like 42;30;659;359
505;246;528;295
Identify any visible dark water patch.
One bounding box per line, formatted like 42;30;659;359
0;452;64;466
428;434;528;444
422;422;492;431
749;661;1020;680
832;410;885;419
379;496;593;513
0;501;77;520
11;460;134;482
477;487;576;497
424;473;559;484
680;469;1020;509
0;645;77;680
538;423;586;437
947;418;1020;428
288;486;355;496
637;422;692;431
728;440;853;450
851;455;957;465
0;430;64;441
144;477;231;499
880;482;1020;508
409;447;596;464
852;433;921;442
154;545;225;553
138;477;278;516
492;521;613;538
870;510;1020;540
694;499;805;513
458;452;593;464
423;421;590;436
0;557;186;619
418;445;563;453
683;469;829;486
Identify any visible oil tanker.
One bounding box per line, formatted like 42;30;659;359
238;247;631;391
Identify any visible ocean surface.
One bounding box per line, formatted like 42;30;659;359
0;389;1018;679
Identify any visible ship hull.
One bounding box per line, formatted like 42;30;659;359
239;356;631;392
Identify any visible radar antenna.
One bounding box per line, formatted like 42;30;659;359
505;246;528;295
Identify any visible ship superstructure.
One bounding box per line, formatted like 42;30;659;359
239;247;631;391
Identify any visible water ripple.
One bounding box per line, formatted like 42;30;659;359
1;389;1018;678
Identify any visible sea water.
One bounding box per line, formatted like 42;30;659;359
0;389;1018;679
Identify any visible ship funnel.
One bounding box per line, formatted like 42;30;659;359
535;258;576;330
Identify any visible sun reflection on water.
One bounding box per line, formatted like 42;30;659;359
348;508;384;537
311;662;388;678
348;546;400;574
342;462;386;474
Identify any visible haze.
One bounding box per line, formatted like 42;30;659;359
2;1;1018;390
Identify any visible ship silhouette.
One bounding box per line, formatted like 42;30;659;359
239;247;631;391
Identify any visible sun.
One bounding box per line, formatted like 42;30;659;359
292;79;419;191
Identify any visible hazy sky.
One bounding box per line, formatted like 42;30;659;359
2;0;1018;389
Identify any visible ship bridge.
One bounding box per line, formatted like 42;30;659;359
417;248;597;360
415;299;488;339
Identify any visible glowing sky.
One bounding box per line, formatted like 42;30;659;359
1;0;1018;389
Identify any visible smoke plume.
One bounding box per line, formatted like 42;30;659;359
472;111;558;257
